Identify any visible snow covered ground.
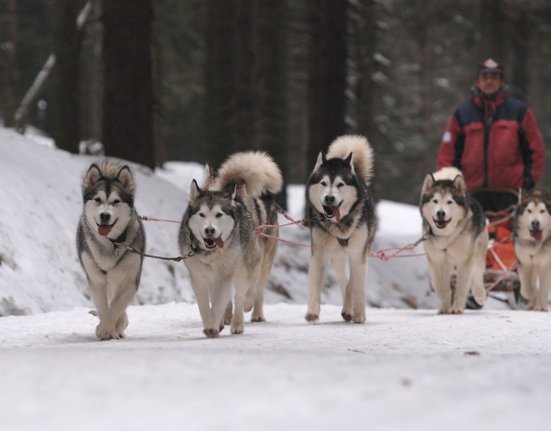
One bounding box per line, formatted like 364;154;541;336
1;128;551;430
2;303;551;431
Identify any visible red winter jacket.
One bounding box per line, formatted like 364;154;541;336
437;87;544;192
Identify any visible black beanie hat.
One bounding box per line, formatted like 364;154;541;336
477;58;504;78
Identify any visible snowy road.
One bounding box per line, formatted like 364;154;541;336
1;303;551;431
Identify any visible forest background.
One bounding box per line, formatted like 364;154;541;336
1;0;551;204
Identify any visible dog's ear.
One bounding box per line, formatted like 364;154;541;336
313;152;325;171
189;179;201;202
204;164;214;178
517;188;523;204
452;174;467;195
83;163;103;190
518;188;533;205
421;173;436;193
115;165;136;193
344;153;356;175
203;164;216;188
344;152;355;174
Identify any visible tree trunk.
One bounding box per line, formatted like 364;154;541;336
353;0;382;197
510;11;529;98
354;0;381;149
306;0;348;165
0;0;17;128
102;0;155;168
204;0;238;169
252;0;288;208
80;0;102;142
478;0;507;63
53;0;80;153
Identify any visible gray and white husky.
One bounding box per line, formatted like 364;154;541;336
178;152;282;337
77;161;145;340
305;135;377;323
420;167;487;314
513;190;551;311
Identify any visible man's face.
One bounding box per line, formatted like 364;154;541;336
476;72;504;97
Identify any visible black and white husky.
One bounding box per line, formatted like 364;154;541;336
77;161;145;340
420;167;487;314
305;135;377;323
513;190;551;311
178;152;282;337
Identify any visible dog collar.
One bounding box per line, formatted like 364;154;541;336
188;233;207;255
109;228;127;245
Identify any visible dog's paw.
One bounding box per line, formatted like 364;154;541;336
231;323;244;334
203;328;220;338
352;314;366;324
115;313;129;335
305;313;319;323
251;314;266;323
528;299;548;312
95;323;121;341
341;310;353;322
448;306;464;314
224;310;233;326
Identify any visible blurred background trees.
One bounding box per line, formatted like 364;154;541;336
1;0;551;203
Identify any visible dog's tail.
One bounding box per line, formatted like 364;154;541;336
327;135;374;184
216;151;283;197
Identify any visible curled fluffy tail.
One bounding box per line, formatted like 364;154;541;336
215;151;283;197
327;135;374;184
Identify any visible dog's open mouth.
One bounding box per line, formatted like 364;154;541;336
203;236;225;250
433;218;451;229
323;205;341;223
530;229;543;241
97;221;117;237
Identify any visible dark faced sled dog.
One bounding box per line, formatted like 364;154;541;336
420;167;487;314
305;135;377;323
77;161;145;340
513;190;551;311
178;152;282;337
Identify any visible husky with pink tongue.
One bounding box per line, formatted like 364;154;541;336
513;189;551;311
178;151;283;338
305;135;377;324
77;161;145;340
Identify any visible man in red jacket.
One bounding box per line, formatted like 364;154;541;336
437;58;544;211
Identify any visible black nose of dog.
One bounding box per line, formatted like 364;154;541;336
436;210;446;220
100;212;111;224
204;226;216;236
324;195;336;205
531;220;540;230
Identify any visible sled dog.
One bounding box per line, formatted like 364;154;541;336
77;161;145;340
420;167;488;314
178;152;282;337
305;135;377;323
513;190;551;311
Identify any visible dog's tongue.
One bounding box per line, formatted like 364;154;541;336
98;225;112;237
531;230;543;241
215;237;224;248
333;206;341;223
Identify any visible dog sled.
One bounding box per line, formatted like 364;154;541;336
471;188;522;308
